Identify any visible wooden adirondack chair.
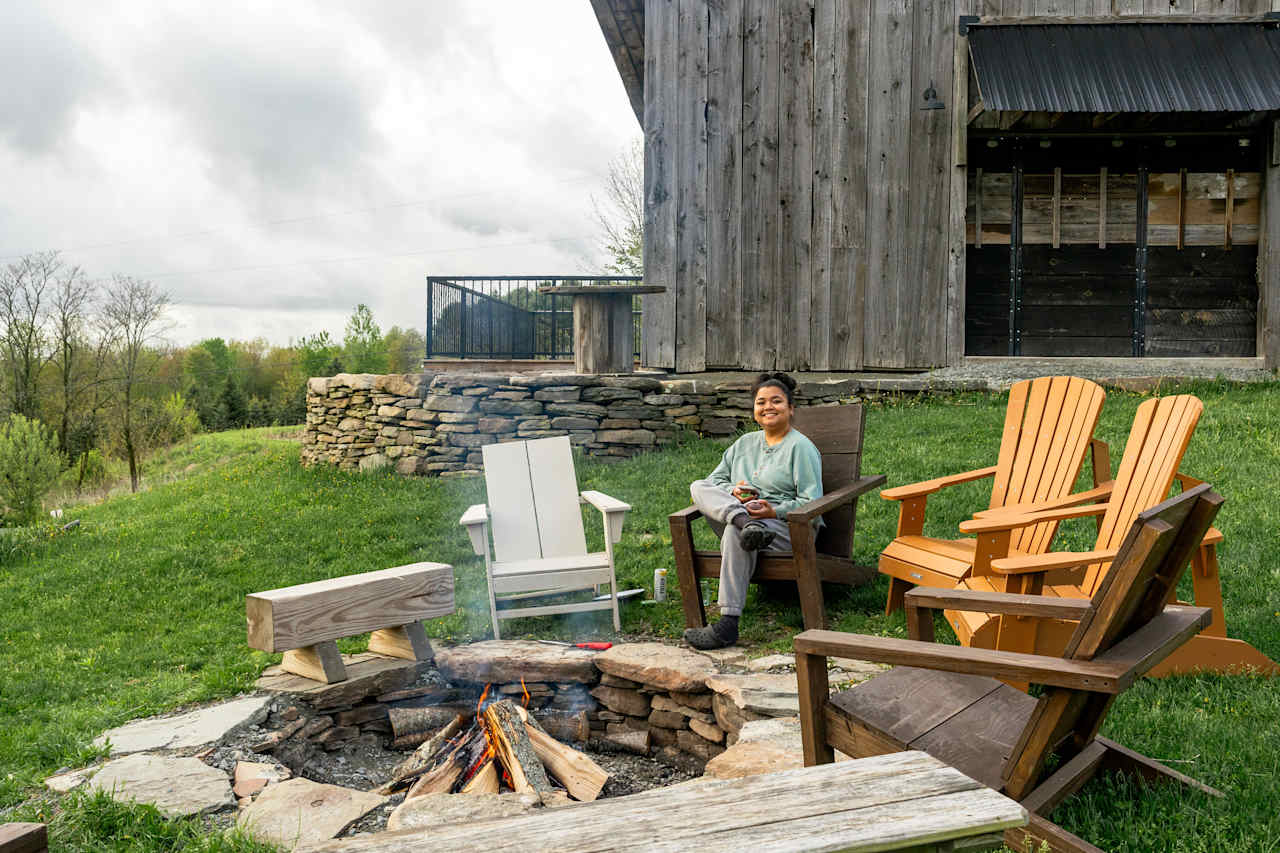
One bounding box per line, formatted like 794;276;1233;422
796;483;1226;853
460;436;629;639
669;404;886;631
879;376;1110;615
957;394;1279;676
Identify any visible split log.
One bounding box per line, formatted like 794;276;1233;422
405;757;465;798
592;729;650;755
460;759;499;794
516;708;608;802
388;704;472;740
483;700;553;795
534;709;590;744
377;715;464;794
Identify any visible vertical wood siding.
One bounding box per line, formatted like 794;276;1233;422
641;0;1276;369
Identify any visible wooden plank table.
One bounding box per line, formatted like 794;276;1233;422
306;751;1026;852
536;284;665;374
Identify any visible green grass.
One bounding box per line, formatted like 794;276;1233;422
2;386;1279;851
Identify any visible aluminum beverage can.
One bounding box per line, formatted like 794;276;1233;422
654;568;668;602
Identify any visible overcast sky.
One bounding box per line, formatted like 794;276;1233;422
0;2;639;346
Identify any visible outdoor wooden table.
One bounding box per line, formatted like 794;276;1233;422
537;284;665;374
307;751;1027;852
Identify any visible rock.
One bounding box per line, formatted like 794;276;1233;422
668;690;714;710
677;729;726;762
236;778;385;847
746;654;795;673
647;709;687;730
233;761;290;798
599;673;642;689
387;791;543;832
594;643;718;692
595;429;655;446
94;695;272;756
649;725;678;748
600;376;664;391
533;387;582;402
595;729;650;755
44;766;98;793
551;416;599;430
376;374;429;397
582;387;643;402
589;685;651;717
689;718;725;743
424;395;477;413
435;640;599;684
705;673;802;717
257;653;427;710
543;402;608;418
712;693;768;736
510;373;601;389
332;374;375;391
829;658;891;680
650;695;713;723
358;453;389;471
88;754;233;818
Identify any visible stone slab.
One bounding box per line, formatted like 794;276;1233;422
88;754;234;818
44;766;98;793
435;641;599;684
233;760;291;798
594;643;717;692
589;685;651;717
746;654;795;673
94;695;272;756
257;653;427;710
705;673;801;717
386;792;543;832
236;778;385;847
692;647;748;669
703;717;852;780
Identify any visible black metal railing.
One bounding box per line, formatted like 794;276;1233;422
425;276;643;360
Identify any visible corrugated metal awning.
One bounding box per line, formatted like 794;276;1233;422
968;21;1280;112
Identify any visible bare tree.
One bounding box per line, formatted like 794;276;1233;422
0;251;59;418
590;138;644;276
101;275;169;492
47;262;109;453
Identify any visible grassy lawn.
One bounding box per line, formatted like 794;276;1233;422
1;381;1278;851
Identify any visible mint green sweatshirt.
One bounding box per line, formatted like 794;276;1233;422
707;428;824;523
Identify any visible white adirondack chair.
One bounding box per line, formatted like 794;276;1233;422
459;436;630;639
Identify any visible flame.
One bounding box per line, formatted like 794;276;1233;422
520;677;530;708
476;682;491;717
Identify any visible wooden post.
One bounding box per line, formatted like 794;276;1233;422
1099;167;1108;249
282;641;346;683
538;285;665;375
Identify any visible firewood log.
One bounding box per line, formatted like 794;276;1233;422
515;708;608;802
376;715;464;794
482;700;553;795
460;759;499;794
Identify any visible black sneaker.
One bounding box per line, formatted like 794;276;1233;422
740;521;776;552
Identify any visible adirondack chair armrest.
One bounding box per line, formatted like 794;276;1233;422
459;504;489;557
1091;604;1213;687
990;548;1120;575
970;481;1115;519
959;502;1109;535
669;505;703;525
794;629;1127;693
581;490;631;543
904;586;1095;624
879;466;998;501
788;474;887;523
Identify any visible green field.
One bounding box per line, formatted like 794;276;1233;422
2;381;1278;851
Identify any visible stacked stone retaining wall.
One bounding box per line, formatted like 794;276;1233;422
301;371;963;476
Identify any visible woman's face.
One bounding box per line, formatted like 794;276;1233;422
753;384;793;432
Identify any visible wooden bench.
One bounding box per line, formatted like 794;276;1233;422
305;752;1026;852
0;824;46;853
246;563;454;683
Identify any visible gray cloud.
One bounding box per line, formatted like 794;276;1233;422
0;5;106;154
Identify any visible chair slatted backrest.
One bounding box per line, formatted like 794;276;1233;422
482;436;587;563
792;405;864;558
988;376;1107;554
1079;395;1203;594
1001;484;1223;797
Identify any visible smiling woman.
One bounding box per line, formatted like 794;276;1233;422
682;372;823;650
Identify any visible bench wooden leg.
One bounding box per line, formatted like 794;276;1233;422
368;623;432;662
282;640;346;683
0;822;47;853
885;576;912;615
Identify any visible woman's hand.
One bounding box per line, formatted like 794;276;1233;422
744;499;776;519
731;480;758;502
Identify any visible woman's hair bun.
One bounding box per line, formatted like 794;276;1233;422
751;371;797;403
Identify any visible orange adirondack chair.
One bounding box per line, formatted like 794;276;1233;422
955;394;1278;678
879;376;1110;614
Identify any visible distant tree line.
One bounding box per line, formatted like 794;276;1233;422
0;251;422;522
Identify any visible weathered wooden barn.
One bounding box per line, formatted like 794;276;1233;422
590;1;1280;371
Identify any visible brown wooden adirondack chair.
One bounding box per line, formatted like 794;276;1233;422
879;376;1110;615
669;404;886;631
957;394;1279;676
796;483;1226;853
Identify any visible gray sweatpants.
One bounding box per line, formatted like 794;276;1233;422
689;478;791;617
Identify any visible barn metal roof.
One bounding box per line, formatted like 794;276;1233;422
968;21;1280;112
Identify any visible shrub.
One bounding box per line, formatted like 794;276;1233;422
0;414;64;526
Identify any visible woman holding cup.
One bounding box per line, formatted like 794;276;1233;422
683;372;823;650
